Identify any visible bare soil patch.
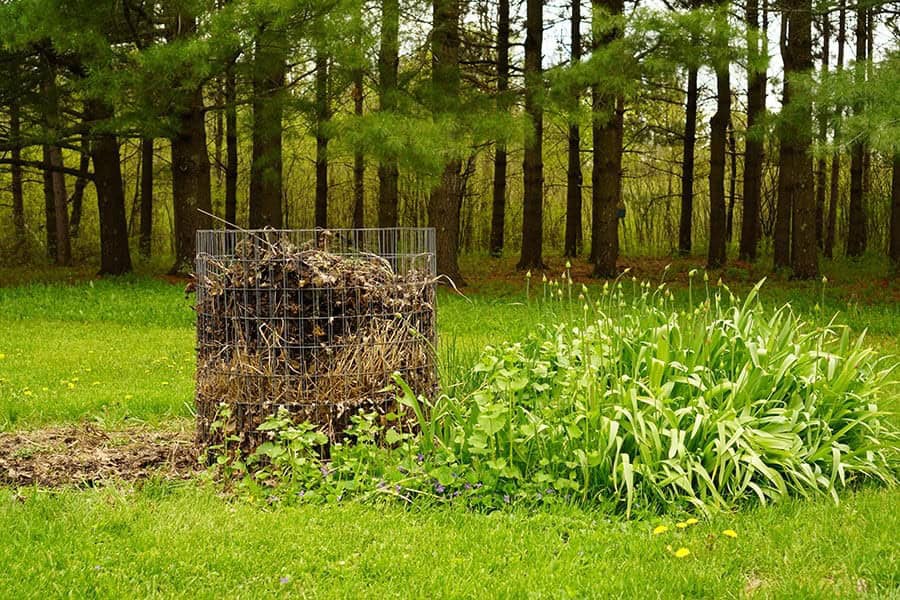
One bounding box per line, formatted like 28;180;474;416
0;425;197;488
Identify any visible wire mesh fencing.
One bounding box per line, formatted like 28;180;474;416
194;228;437;452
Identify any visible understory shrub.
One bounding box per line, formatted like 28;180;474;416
219;278;899;516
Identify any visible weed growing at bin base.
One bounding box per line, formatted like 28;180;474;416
217;278;899;516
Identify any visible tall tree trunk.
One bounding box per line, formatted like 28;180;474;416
128;144;140;236
377;0;400;228
10;104;24;248
725;118;737;242
85;100;133;275
249;31;285;229
518;0;544;270
825;155;840;259
170;86;213;274
68;136;90;239
140;138;154;257
41;62;71;266
591;0;623;277
773;171;792;268
564;0;582;258
773;10;794;270
781;0;817;278
740;0;765;261
846;2;867;257
214;80;224;188
315;52;330;229
48;146;70;266
224;63;238;228
678;66;698;256
860;6;873;229
42;146;56;259
707;63;729;270
814;10;830;249
352;69;365;229
890;154;900;268
489;0;510;257
815;160;827;250
824;0;845;259
429;0;465;283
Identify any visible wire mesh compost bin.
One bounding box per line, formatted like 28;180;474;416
194;228;437;452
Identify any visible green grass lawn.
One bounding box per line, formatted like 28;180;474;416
1;486;897;598
0;263;898;597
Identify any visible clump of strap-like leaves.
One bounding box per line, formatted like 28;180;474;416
416;278;898;515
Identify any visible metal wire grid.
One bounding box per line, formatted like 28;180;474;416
196;228;436;275
194;228;437;449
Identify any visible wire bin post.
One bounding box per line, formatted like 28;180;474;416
194;228;437;453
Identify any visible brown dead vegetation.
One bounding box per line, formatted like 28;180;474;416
0;425;197;488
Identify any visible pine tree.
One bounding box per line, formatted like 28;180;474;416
249;23;286;229
678;61;698;256
352;68;365;229
519;0;545;270
67;136;90;240
591;0;624;277
891;154;900;268
85;99;132;275
430;0;466;282
780;0;817;278
564;0;584;258
846;4;867;257
814;10;830;249
40;58;71;267
489;0;510;257
377;0;400;228
170;85;213;273
824;0;845;260
707;49;730;269
739;0;766;262
9;101;24;249
140;138;154;256
224;51;238;229
314;51;330;229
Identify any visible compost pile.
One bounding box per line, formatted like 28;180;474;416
195;234;436;452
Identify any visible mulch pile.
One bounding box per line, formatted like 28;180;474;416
195;235;437;452
0;425;197;488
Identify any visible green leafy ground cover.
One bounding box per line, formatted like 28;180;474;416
0;260;898;597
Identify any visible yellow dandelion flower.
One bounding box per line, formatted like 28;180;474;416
652;525;669;535
676;522;688;529
722;529;738;538
0;353;6;360
22;389;33;396
124;394;133;400
685;518;699;525
67;382;75;389
674;547;691;558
